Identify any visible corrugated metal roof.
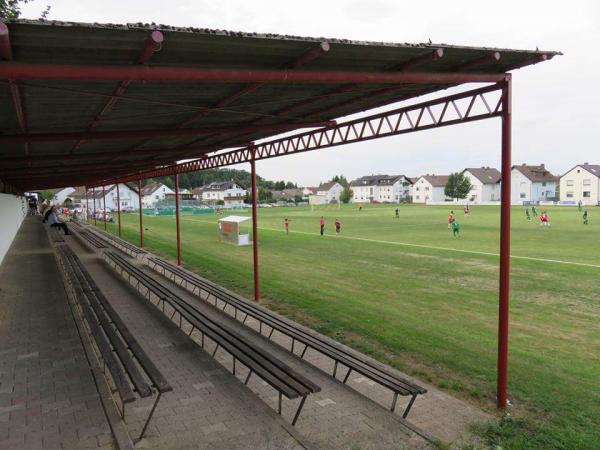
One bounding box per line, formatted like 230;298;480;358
0;19;560;191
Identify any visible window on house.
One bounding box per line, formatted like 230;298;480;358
425;187;429;191
583;179;591;186
542;182;546;186
583;191;591;198
566;191;574;198
520;193;526;198
566;180;574;186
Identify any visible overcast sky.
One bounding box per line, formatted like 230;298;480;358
21;0;600;185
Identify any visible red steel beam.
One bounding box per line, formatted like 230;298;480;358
71;31;164;152
102;185;107;230
93;187;97;226
138;179;144;248
174;173;182;266
95;83;505;186
497;76;512;409
1;159;164;176
116;184;122;238
250;147;260;302
0;121;334;145
0;62;508;84
84;186;89;223
0;143;220;165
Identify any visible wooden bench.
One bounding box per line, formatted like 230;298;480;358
105;250;320;426
77;230;109;250
54;245;171;442
47;226;66;243
147;256;426;418
89;228;147;258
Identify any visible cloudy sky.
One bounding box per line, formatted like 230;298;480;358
21;0;600;185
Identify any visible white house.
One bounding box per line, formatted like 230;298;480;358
316;181;343;203
201;181;247;207
301;187;317;197
511;164;558;205
560;163;600;205
350;175;411;203
141;182;175;208
412;175;450;204
86;183;139;212
48;187;76;205
462;167;501;203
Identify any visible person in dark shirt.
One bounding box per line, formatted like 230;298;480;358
334;218;342;235
319;216;325;236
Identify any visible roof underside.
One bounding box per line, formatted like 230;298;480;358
0;20;559;191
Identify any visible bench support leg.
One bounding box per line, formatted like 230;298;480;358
300;345;308;359
212;344;219;357
292;396;307;426
244;370;253;385
259;322;262;335
291;338;295;353
137;392;162;443
233;357;236;375
268;328;275;339
402;394;417;419
390;392;399;413
333;361;338;378
242;313;248;324
343;368;352;384
278;392;282;415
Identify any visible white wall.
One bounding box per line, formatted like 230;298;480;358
0;194;27;266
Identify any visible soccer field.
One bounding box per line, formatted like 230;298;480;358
103;204;599;449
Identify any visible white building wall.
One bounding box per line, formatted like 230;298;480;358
52;187;76;205
511;169;531;204
317;183;343;203
560;167;600;205
0;194;27;266
482;183;501;202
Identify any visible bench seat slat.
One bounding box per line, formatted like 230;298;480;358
57;248;136;404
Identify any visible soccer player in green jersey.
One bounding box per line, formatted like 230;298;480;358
531;206;538;217
526;208;531;222
583;210;589;225
451;219;460;237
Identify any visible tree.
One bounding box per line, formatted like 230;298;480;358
340;187;353;204
1;0;51;19
39;190;56;203
444;172;472;200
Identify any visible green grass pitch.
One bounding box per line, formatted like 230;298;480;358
100;204;599;449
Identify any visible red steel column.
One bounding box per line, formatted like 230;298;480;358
116;183;122;237
93;187;97;226
84;185;89;223
138;178;144;248
102;185;107;230
250;147;260;302
174;174;182;266
497;76;512;409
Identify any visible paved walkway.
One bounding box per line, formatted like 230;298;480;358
0;218;114;449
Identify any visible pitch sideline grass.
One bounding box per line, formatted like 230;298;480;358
100;204;599;449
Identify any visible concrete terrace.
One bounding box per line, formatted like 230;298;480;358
0;218;489;449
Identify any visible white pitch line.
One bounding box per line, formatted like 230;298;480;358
179;217;600;269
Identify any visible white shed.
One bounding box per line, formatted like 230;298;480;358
218;216;251;246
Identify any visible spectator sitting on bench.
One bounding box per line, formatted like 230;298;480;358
47;206;71;235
